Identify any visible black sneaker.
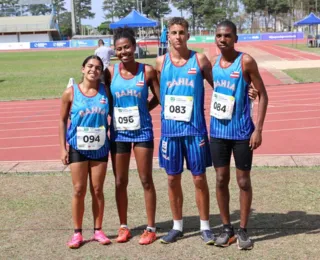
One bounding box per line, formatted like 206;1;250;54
215;225;236;247
159;229;183;244
201;230;216;245
237;228;254;250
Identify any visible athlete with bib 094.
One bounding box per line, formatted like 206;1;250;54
209;20;268;250
59;55;113;249
104;27;160;245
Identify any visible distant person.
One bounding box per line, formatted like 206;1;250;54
209;20;268;250
59;55;112;249
94;39;115;71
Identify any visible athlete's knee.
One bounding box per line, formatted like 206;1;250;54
115;175;128;189
167;175;181;189
216;172;230;189
193;175;208;190
140;175;154;190
237;176;252;191
90;185;104;199
73;184;87;198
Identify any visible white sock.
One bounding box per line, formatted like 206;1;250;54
120;224;128;229
173;219;183;232
200;220;210;231
146;226;156;232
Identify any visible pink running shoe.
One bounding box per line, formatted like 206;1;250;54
92;230;111;245
67;232;83;249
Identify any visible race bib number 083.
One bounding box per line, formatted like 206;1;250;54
210;92;235;120
164;95;193;122
77;127;106;150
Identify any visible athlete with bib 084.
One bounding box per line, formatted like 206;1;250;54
209;20;268;250
104;27;160;245
59;55;112;249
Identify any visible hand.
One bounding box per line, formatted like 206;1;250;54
249;130;262;150
248;84;258;100
61;149;69;165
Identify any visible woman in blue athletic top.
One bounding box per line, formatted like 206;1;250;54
104;28;160;245
59;55;112;249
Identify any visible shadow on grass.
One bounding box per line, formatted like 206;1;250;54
134;210;320;242
0;79;5;84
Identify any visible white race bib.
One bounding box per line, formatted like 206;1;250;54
114;106;140;130
210;92;235;120
164;95;193;122
77;127;106;150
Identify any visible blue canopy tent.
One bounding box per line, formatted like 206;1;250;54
109;10;158;29
294;12;320;47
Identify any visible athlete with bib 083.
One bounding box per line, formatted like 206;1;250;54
104;27;160;245
209;20;268;250
59;55;112;249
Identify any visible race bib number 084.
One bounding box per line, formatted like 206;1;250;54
164;95;193;122
77;127;106;150
210;92;235;120
114;106;140;131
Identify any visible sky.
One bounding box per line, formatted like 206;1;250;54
64;1;182;27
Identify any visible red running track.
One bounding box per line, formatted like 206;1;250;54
0;82;319;161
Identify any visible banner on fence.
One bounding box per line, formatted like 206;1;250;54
238;34;261;41
261;32;304;40
30;41;70;48
188;36;215;43
0;42;30;50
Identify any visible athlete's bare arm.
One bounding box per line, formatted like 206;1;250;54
145;64;160;111
59;87;72;165
197;53;213;88
155;55;165;84
243;54;268;150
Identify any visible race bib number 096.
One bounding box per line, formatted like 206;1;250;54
114;106;140;130
77;127;106;150
210;92;235;120
164;95;193;122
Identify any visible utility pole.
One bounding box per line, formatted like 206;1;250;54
71;0;76;36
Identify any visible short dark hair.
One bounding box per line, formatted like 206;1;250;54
98;39;104;45
168;17;189;31
113;27;136;46
217;20;237;35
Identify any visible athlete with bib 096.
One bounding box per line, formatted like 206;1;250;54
104;27;160;245
59;55;112;249
209;20;268;250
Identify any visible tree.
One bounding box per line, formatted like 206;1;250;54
97;21;113;35
53;0;66;24
28;4;51;15
0;0;19;17
59;11;72;37
74;0;95;34
103;0;135;20
142;0;170;19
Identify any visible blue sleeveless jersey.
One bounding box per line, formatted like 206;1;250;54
210;52;255;140
160;51;207;137
110;63;153;142
67;83;109;158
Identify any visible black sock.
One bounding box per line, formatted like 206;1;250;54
223;224;233;229
74;229;82;234
94;227;101;232
239;227;247;233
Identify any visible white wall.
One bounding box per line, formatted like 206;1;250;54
0;34;18;43
20;33;50;42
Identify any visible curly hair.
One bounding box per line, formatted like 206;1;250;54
113;27;136;46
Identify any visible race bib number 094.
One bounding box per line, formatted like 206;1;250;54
210;92;235;120
77;127;106;150
164;95;193;122
114;106;140;131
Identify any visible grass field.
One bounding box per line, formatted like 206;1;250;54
280;43;320;54
1;167;319;259
0;46;203;101
283;68;320;83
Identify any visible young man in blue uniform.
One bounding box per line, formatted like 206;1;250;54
210;20;268;250
155;17;215;244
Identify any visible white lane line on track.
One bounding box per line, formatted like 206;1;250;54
0;119;59;125
0;109;59;114
266;109;319;115
0;135;57;140
0;126;56;132
264;126;320;132
0;105;60;110
265;117;320;122
0;114;58;119
0;144;59;150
